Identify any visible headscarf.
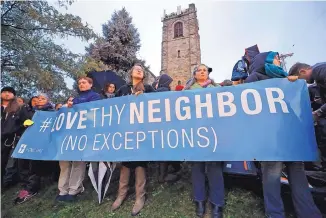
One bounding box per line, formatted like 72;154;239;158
264;52;288;78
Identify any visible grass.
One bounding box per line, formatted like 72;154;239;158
0;163;301;218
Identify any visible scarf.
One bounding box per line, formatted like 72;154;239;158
191;80;216;89
265;52;288;78
132;81;145;94
265;64;288;78
105;93;115;98
185;78;215;90
200;79;213;88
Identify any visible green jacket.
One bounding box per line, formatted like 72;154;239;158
190;82;219;90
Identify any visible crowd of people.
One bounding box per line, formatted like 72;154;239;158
1;46;326;218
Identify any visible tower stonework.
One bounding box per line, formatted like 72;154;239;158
161;3;201;89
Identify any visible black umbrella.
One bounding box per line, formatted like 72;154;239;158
87;71;126;94
88;162;117;204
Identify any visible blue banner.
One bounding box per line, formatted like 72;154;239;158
12;79;318;161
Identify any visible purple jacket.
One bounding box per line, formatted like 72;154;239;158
73;90;102;105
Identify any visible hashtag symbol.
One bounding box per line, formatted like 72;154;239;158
39;118;52;132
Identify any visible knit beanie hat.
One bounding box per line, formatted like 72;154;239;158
1;87;16;96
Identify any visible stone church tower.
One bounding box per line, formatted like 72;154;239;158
160;3;201;89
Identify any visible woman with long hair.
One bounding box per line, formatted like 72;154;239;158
61;96;73;108
184;64;225;218
112;64;155;216
102;82;116;98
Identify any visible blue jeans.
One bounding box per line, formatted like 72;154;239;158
261;161;322;218
191;162;224;206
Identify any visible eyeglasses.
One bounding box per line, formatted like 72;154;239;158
134;67;144;72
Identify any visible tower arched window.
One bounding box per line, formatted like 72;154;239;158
174;22;183;38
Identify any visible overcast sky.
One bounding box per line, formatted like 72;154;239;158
55;0;326;84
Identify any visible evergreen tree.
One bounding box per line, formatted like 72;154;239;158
89;7;145;79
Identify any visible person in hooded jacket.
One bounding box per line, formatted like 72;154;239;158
244;52;322;218
156;74;172;92
231;59;248;85
1;87;32;188
184;64;224;218
56;76;101;202
155;74;182;184
14;93;59;204
111;64;155;216
245;52;289;82
152;78;159;90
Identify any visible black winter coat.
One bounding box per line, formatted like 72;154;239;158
116;83;155;97
311;63;326;116
308;84;322;111
1;104;33;144
245;52;272;83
